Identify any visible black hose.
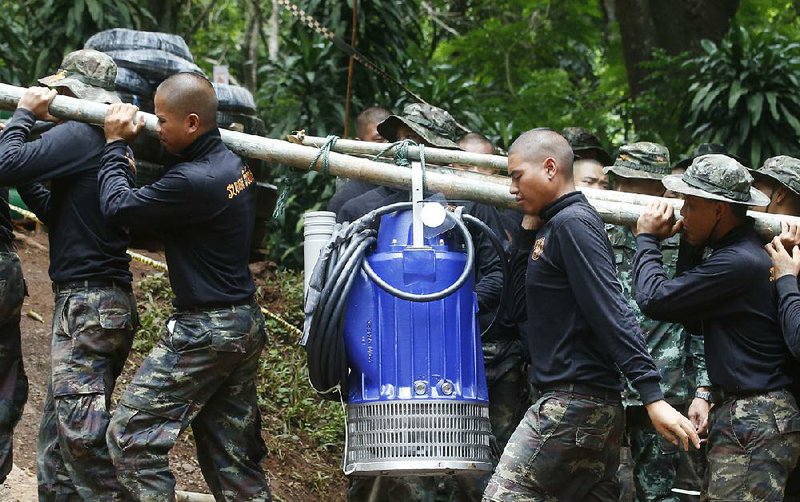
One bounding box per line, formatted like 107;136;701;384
462;213;510;339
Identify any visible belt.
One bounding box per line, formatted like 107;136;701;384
712;388;778;404
538;382;621;402
52;279;132;294
176;296;255;313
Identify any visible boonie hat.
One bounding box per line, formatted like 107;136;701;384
561;127;612;166
38;49;120;104
377;103;461;149
750;156;800;197
603;142;671;180
662;154;769;206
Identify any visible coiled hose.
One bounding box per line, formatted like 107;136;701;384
304;202;507;399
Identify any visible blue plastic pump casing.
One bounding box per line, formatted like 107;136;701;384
342;209;492;476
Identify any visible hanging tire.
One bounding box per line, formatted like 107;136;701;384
85;28;194;62
106;49;204;82
115;67;153;96
217;111;265;136
213;83;257;114
116;92;155;114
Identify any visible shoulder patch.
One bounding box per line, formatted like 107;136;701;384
531;237;545;261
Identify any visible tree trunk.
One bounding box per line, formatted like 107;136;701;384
614;0;739;96
268;0;280;62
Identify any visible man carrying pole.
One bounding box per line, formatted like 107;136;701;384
100;72;271;501
483;128;698;501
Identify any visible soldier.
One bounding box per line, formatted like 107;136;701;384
100;73;271;500
0;116;27;488
604;143;711;502
562;127;612;191
483;129;698;501
327;106;391;214
634;154;800;500
457;132;497;175
0;50;138;499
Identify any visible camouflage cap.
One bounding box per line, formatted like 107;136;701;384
673;143;746;170
38;49;120;104
751;156;800;197
377;103;461;149
603;142;671;180
561;127;612;166
662;154;769;206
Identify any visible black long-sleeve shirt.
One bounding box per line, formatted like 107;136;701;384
509;192;663;404
337;186;504;315
98;129;256;308
0;109;131;284
634;224;794;394
776;276;800;361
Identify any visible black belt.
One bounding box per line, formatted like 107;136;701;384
712;388;779;404
52;279;131;294
177;296;255;313
539;382;621;402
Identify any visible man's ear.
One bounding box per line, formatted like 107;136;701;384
186;113;201;134
774;186;788;206
544;157;557;179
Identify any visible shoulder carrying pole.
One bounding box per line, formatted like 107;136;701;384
0;82;796;238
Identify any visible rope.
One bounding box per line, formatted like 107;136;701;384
309;135;339;175
273;134;340;220
8;204;304;338
275;0;470;133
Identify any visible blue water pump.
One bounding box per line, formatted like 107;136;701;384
342;207;492;476
303;167;502;477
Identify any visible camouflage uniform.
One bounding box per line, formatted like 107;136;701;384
705;390;800;501
483;390;624;501
606;143;710;502
106;302;270;501
0;250;27;483
37;284;138;500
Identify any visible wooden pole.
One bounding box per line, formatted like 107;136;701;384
0;83;796;238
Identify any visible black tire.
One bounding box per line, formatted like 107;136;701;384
213;83;256;114
106;49;204;82
115;67;153;96
217;112;265;136
116;92;155;114
85;28;194;62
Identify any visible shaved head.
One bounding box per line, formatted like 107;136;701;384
156;72;218;131
509;128;574;178
459;132;494;155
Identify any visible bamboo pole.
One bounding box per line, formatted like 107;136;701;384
289;132;509;172
0;83;797;238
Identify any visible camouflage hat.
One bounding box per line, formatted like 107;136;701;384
38;49;120;104
377;103;461;149
561;127;612;166
603;142;671;180
751;156;800;197
673;143;746;170
662;154;769;206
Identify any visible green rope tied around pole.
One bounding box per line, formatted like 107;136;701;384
273;135;339;220
373;139;418;167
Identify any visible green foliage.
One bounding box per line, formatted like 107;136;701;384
683;27;800;167
255;269;344;449
132;273;174;354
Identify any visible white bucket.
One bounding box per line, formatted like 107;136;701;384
303;211;337;294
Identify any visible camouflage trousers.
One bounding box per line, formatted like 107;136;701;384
0;252;27;484
106;302;270;502
37;284;137;500
625;405;682;502
483;389;624;501
704;389;800;501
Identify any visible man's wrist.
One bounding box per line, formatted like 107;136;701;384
694;388;713;403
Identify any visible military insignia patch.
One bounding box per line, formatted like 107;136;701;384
531;237;545;261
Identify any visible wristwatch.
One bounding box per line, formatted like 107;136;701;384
695;389;713;403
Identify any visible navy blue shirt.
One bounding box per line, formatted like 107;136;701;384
509;192;663;404
0;109;131;284
634;224;794;394
99;129;256;308
775;276;800;361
